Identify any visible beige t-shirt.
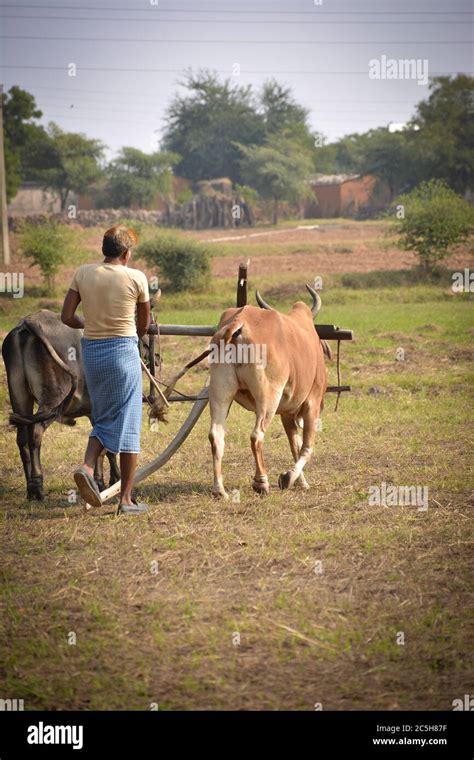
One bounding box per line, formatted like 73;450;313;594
69;263;150;339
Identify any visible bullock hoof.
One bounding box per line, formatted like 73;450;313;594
295;477;310;491
27;478;44;500
278;470;298;490
27;488;44;501
252;479;269;496
212;488;229;500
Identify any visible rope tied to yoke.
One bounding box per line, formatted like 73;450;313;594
334;339;342;412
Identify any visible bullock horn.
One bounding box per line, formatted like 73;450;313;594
305;283;321;318
255;290;273;310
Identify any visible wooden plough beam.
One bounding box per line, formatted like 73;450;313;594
98;385;209;504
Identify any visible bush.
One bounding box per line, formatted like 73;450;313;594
18;220;78;294
137;233;210;292
392;180;474;272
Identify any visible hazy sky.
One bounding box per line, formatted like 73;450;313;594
1;0;472;159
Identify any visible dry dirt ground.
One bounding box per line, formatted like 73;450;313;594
201;222;472;277
0;221;473;711
2;220;472;293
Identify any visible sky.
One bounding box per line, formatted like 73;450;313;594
0;0;472;159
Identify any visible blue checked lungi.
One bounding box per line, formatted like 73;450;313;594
81;336;142;454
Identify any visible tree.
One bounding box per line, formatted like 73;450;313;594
163;70;266;182
318;128;416;196
162;72;316;185
238;134;313;224
351;128;417;196
106;147;179;208
39;123;105;210
411;75;474;194
392;179;474;272
260;80;310;137
314;74;474;198
312;138;337;174
2;86;53;201
19;220;78;293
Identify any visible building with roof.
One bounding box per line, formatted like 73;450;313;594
305;173;391;218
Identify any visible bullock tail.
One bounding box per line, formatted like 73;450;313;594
8;319;78;427
9;410;57;426
213;317;245;345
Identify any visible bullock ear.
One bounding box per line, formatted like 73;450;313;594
255;290;273;310
305;283;322;318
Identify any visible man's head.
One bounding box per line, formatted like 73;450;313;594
102;225;138;263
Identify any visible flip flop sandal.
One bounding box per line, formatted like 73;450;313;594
117;499;149;515
73;466;102;509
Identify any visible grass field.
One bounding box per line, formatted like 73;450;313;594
0;221;473;710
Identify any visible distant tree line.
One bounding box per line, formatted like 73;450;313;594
3;73;473;220
314;74;473;198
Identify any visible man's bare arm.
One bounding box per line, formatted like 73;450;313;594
61;289;84;330
136;301;151;338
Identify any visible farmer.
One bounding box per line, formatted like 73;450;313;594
61;225;150;514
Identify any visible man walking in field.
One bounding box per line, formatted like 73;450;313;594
61;225;150;514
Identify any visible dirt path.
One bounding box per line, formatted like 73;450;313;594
212;248;418;277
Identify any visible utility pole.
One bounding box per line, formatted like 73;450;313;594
0;84;10;265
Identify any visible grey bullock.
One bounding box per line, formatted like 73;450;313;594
2;310;120;500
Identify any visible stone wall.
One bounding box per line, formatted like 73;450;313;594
8;183;66;216
9;194;254;231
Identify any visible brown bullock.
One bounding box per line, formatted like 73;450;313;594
208;286;330;498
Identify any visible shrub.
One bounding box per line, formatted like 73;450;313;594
137;233;210;292
392;180;474;272
18;220;78;294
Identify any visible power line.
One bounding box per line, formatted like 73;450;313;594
6;85;435;103
1;65;467;75
1;4;473;13
36;97;415;116
37;99;164;115
0;14;468;24
41;110;406;125
2;34;471;43
38;93;416;107
28;87;430;102
0;65;184;72
38;112;152;125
